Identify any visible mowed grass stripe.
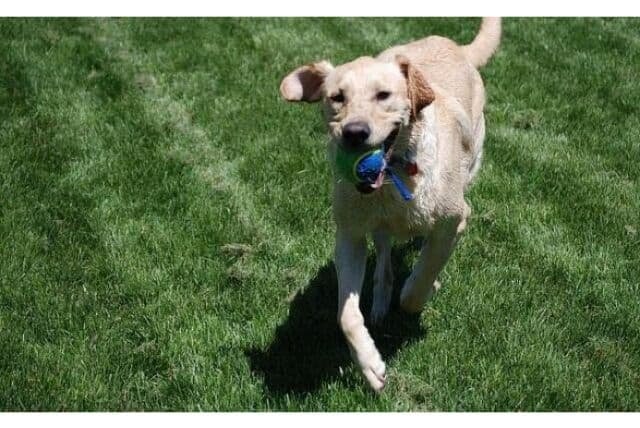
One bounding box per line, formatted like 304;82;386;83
94;18;336;290
70;20;280;409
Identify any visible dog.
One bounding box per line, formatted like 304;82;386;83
279;18;501;392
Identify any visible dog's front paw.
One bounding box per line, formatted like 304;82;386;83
361;356;387;392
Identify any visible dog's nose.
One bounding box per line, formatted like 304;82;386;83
342;121;371;147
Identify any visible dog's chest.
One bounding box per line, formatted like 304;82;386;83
370;185;435;238
332;104;442;238
333;174;436;239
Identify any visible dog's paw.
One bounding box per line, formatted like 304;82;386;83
361;357;387;392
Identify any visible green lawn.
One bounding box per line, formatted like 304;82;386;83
1;17;639;411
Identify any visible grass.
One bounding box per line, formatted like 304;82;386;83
0;17;639;411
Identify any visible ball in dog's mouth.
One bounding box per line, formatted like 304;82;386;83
334;126;400;195
354;128;399;194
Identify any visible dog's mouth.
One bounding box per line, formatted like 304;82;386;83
355;127;400;194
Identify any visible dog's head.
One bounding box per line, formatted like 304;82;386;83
280;55;434;151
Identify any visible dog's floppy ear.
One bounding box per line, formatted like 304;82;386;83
280;61;334;102
396;55;435;119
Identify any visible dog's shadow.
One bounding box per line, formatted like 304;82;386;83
245;239;426;395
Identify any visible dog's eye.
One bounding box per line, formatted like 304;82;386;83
376;91;391;101
329;92;345;103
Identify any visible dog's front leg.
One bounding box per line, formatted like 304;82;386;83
335;230;386;392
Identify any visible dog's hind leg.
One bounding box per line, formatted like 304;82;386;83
371;230;393;325
400;215;465;314
335;229;386;392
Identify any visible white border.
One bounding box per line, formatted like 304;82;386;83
1;0;640;16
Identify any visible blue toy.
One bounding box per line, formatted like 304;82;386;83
335;148;414;201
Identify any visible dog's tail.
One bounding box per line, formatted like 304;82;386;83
462;17;501;68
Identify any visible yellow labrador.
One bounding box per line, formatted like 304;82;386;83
280;18;501;392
